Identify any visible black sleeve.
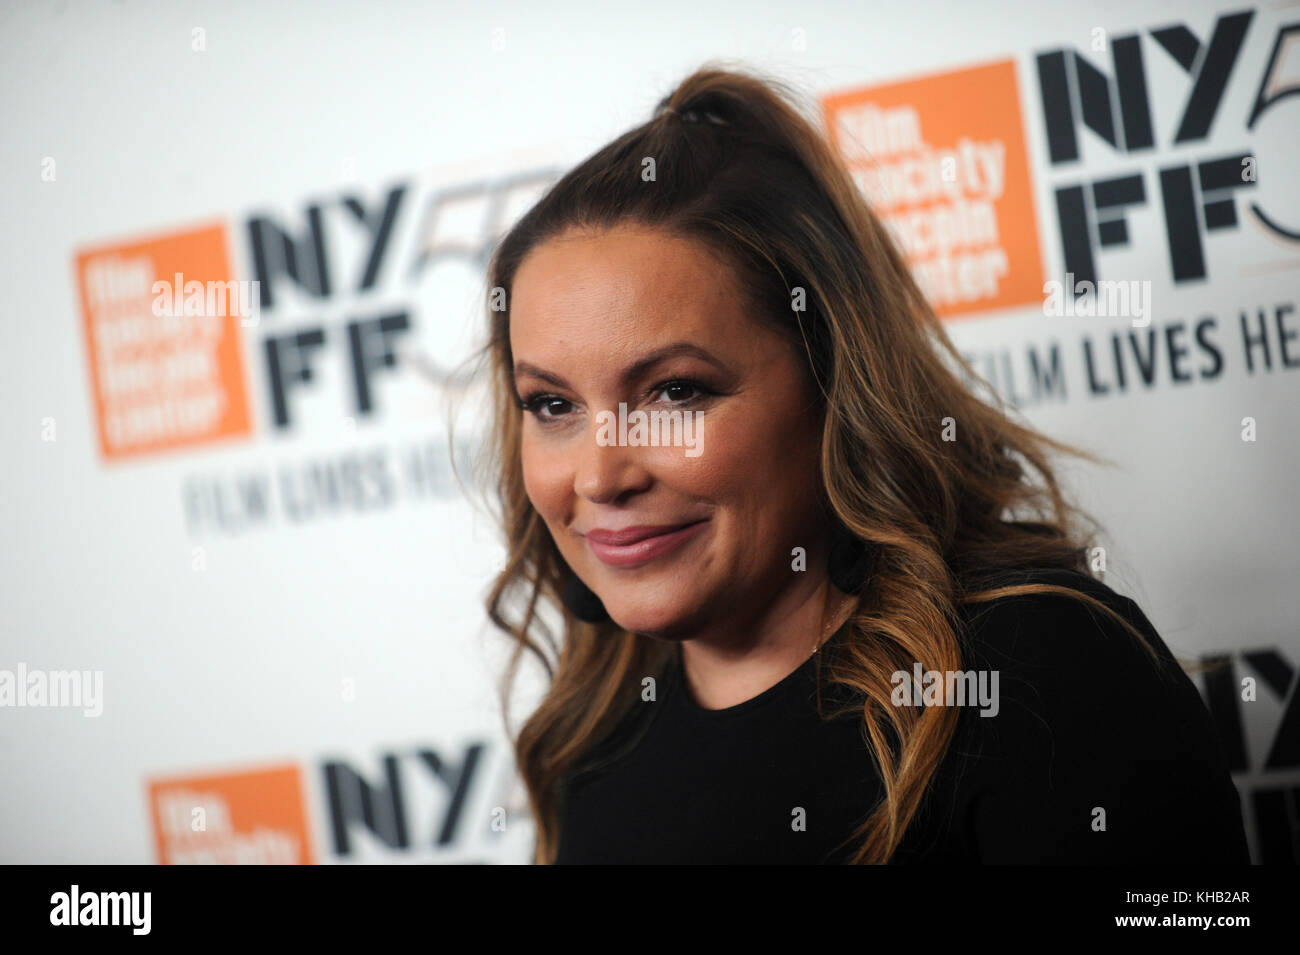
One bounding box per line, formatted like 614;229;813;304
925;580;1250;864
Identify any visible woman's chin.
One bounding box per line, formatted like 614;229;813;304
602;597;701;640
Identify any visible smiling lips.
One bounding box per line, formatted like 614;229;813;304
584;520;708;567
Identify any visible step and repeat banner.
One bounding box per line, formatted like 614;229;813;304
3;0;1297;863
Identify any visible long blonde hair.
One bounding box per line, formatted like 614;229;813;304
455;63;1169;864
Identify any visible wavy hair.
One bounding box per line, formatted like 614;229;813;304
453;63;1171;864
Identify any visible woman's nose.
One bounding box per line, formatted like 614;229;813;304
573;416;652;504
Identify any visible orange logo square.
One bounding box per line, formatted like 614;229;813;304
823;59;1045;319
148;764;314;864
75;222;254;460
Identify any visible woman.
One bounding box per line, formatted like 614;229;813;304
463;65;1250;864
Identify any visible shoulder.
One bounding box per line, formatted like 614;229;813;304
913;567;1249;863
952;567;1201;745
960;567;1151;643
956;568;1181;687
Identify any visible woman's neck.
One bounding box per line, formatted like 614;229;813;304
676;578;856;710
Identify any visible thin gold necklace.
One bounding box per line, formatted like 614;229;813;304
811;591;856;657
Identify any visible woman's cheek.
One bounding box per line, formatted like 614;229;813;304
697;410;764;484
520;435;565;521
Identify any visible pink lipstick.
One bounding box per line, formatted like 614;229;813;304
585;520;708;568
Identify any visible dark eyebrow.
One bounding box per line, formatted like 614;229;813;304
513;342;731;390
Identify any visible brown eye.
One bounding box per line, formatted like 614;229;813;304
520;394;574;421
652;379;713;405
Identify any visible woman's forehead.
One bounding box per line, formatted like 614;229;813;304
509;231;753;354
513;227;738;309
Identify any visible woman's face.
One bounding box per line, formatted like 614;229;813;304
510;224;830;641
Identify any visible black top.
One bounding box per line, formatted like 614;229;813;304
553;569;1250;864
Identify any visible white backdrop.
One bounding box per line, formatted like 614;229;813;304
2;0;1296;863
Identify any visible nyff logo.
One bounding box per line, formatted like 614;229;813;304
1200;646;1300;863
1034;10;1300;290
